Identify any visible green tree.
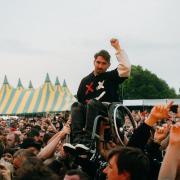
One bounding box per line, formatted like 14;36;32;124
119;65;177;99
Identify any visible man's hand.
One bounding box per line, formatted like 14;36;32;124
154;124;170;144
62;124;71;135
0;164;11;180
110;38;121;52
145;101;173;127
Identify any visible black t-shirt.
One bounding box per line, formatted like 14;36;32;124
77;69;127;104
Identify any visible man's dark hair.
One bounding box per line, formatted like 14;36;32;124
27;128;40;138
13;149;35;159
107;147;150;180
20;138;41;150
94;50;111;63
65;169;90;180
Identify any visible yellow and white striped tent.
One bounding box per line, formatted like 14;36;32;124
0;74;76;115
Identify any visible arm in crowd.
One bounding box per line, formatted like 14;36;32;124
46;116;58;133
158;123;180;180
47;130;60;144
47;118;71;144
145;125;170;162
110;38;131;77
38;125;70;160
128;101;173;150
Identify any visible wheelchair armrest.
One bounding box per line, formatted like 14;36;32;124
91;115;110;140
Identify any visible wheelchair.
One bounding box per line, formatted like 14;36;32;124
64;102;137;179
91;102;136;148
88;103;137;179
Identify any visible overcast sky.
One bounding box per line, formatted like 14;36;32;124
0;0;179;94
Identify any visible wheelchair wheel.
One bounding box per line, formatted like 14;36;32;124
111;103;137;146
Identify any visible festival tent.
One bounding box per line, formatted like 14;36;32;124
61;79;77;111
0;74;76;115
0;76;13;114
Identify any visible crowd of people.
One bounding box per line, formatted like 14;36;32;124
0;104;179;180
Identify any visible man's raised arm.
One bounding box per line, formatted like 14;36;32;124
110;38;131;77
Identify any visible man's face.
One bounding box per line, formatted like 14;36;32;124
103;156;129;180
94;56;110;75
6;133;15;148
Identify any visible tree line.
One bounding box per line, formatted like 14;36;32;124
118;65;180;100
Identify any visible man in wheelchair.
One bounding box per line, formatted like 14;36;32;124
63;38;131;154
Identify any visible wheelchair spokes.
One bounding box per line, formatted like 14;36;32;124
113;104;137;146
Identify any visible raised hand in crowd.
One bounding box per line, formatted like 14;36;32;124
65;115;72;127
153;124;170;144
145;101;174;127
158;122;180;180
62;123;71;136
0;164;11;180
110;38;121;52
45;113;58;133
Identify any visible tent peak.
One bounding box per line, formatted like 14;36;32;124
55;77;60;85
28;80;33;89
3;75;9;85
17;78;23;88
45;73;51;83
62;79;67;87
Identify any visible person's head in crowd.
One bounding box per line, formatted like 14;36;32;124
41;118;49;131
20;137;41;155
0;120;7;128
2;152;13;164
24;125;31;134
43;132;54;146
93;50;111;75
15;157;58;180
0;131;6;145
27;128;41;142
33;125;41;131
47;159;66;178
39;130;45;142
103;147;150;180
57;113;63;120
0;141;5;159
10;121;18;131
18;120;25;130
55;121;63;131
13;149;35;169
64;169;90;180
6;132;20;149
29;119;36;126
